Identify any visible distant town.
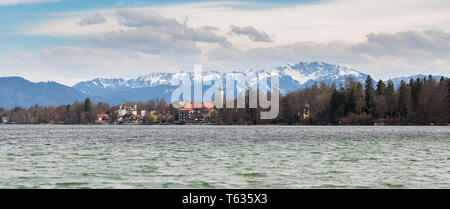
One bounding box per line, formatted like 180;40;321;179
0;99;219;125
95;102;217;125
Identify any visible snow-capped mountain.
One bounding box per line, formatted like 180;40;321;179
74;61;367;92
73;61;368;104
275;61;367;92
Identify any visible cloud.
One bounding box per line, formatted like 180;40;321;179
86;9;230;55
201;26;219;31
350;30;450;58
229;25;273;42
116;9;180;28
86;28;203;55
115;9;230;45
22;0;450;43
209;30;450;79
225;30;450;62
78;14;107;26
0;46;201;85
0;0;59;6
2;30;450;86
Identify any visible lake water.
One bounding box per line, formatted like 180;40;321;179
0;125;449;189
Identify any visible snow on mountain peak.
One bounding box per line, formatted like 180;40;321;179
73;61;368;97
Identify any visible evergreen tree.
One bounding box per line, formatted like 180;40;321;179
397;81;411;121
330;87;345;123
376;80;386;96
448;79;450;122
330;88;339;123
32;104;39;124
386;80;395;96
65;104;71;124
345;88;357;115
84;98;92;112
355;82;365;115
374;80;387;119
364;75;375;114
82;98;93;124
410;78;422;111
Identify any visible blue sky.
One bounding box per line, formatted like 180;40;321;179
0;0;449;85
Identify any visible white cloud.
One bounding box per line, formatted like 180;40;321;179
208;30;450;79
0;0;59;6
0;47;202;85
2;30;449;86
115;9;181;28
85;9;230;56
21;0;450;46
229;25;273;42
78;14;107;26
24;15;127;36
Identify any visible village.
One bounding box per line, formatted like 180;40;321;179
0;99;312;126
94;102;218;125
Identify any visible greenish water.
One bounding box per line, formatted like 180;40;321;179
0;125;449;189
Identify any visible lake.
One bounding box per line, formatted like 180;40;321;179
0;125;449;188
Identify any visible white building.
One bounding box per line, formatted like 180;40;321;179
116;104;147;123
1;117;8;124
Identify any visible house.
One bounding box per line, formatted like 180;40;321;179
96;114;110;121
116;103;147;124
95;113;110;124
178;108;194;121
174;102;216;122
173;101;215;109
1;117;8;124
302;102;311;119
118;104;136;117
125;114;144;125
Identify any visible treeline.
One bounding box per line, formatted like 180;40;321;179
0;75;449;125
277;75;449;125
212;75;449;125
0;98;171;124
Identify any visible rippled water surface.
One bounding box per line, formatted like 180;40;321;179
0;125;449;188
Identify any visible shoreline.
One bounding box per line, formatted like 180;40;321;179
1;124;449;126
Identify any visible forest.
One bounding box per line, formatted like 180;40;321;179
0;75;449;125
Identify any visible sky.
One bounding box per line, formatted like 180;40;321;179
0;0;449;85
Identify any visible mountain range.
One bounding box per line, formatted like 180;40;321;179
0;77;99;109
0;61;447;109
73;61;369;104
